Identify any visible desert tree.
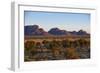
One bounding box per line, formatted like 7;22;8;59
65;48;80;59
24;40;35;59
61;39;70;48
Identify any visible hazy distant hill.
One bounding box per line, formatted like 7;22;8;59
24;25;89;36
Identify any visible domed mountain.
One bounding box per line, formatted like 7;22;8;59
48;28;70;35
24;25;50;36
24;25;38;35
77;30;89;35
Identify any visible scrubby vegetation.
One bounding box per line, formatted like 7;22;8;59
24;38;90;61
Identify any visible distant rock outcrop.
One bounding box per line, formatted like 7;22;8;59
70;30;89;35
48;28;70;35
25;25;50;36
24;25;39;35
77;30;89;35
24;25;89;36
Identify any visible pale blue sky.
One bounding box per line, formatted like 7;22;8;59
24;11;90;33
